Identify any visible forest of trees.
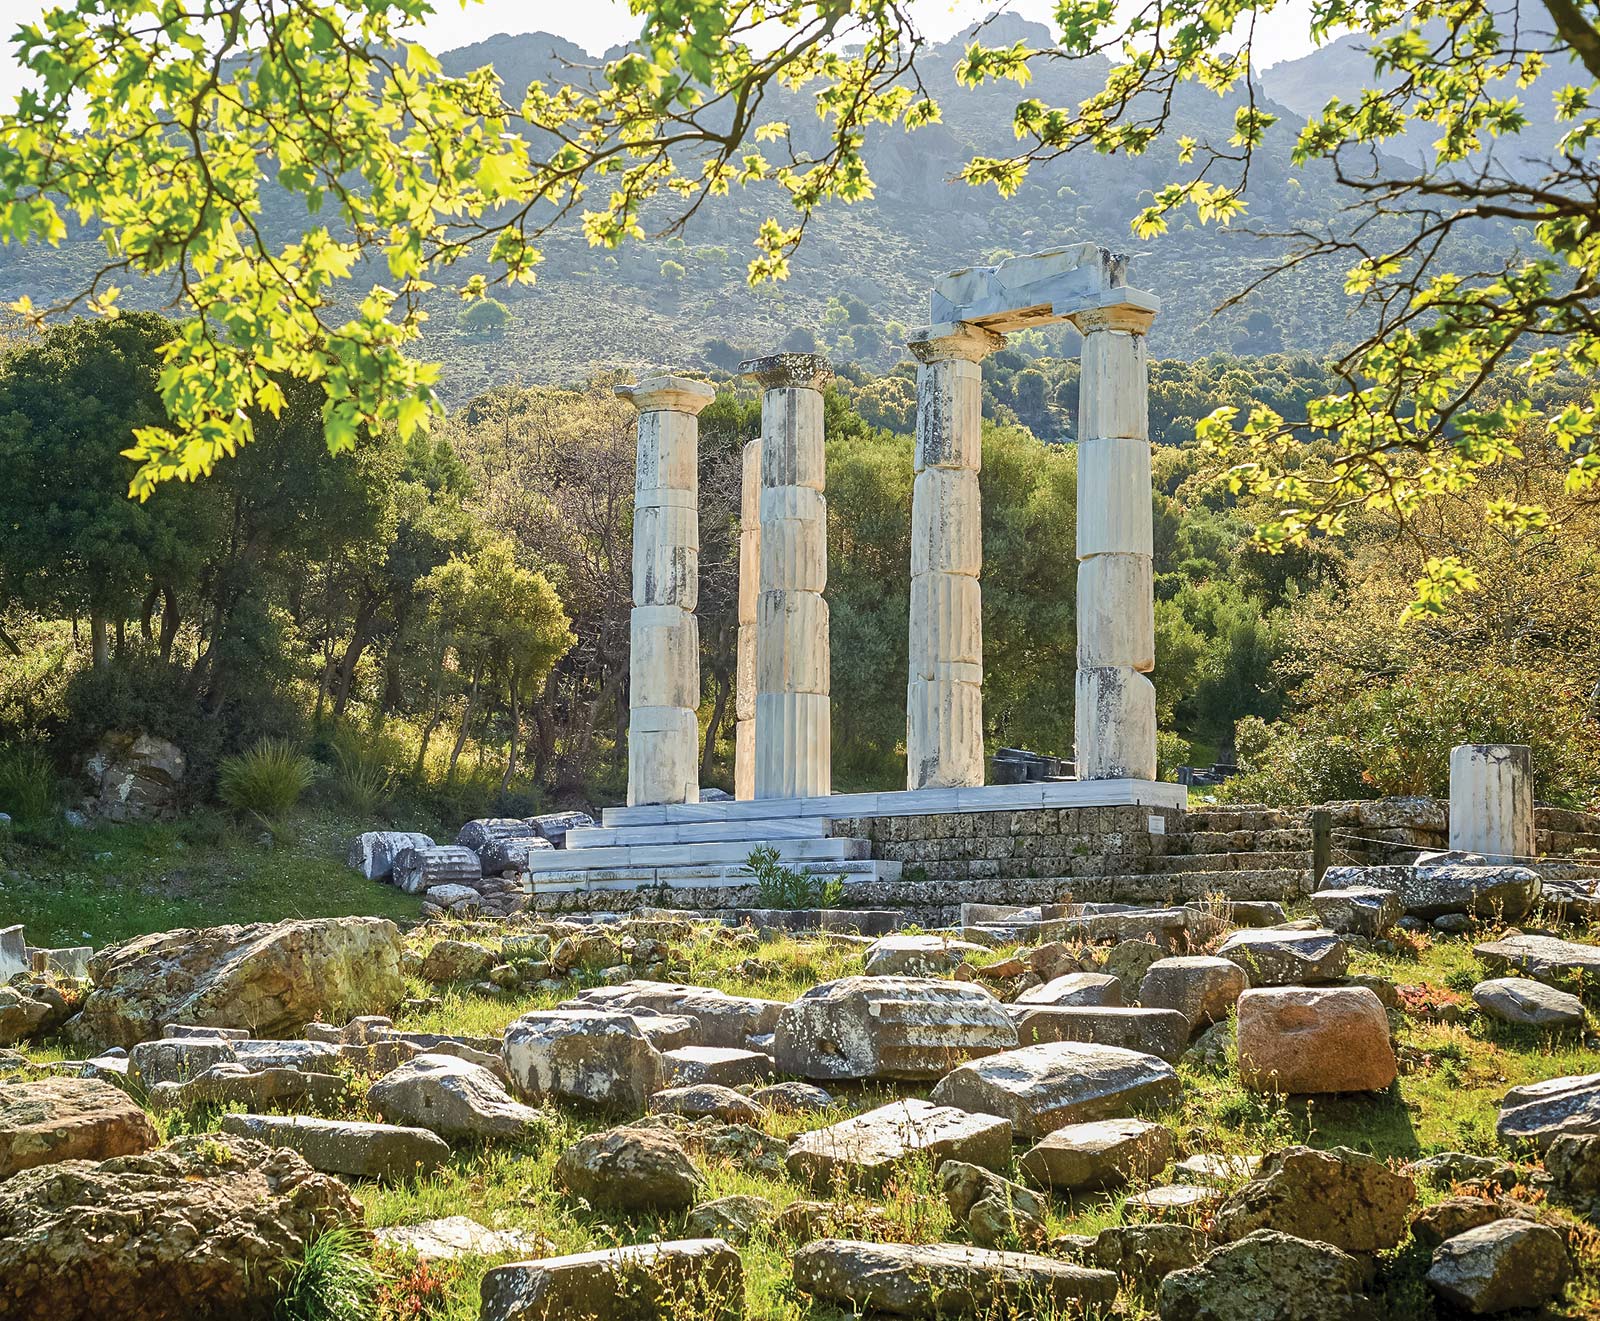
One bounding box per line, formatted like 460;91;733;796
0;313;1593;820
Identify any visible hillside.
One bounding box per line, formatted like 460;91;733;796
0;16;1533;399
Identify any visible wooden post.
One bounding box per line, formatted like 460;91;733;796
1311;809;1332;889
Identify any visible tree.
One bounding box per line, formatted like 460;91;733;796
457;297;513;337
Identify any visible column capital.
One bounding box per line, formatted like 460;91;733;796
616;374;717;415
1067;301;1157;336
907;320;1006;365
739;352;832;392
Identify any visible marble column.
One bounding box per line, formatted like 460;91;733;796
740;352;832;799
905;321;1005;790
1450;743;1535;863
1068;301;1158;780
616;374;716;807
733;437;761;800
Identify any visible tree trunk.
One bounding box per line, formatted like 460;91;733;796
158;585;181;664
89;613;109;671
701;670;730;785
501;666;521;793
447;658;483;782
331;598;380;716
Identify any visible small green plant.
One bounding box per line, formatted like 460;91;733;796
743;844;845;910
0;745;57;822
217;737;316;819
275;1228;378;1321
330;736;394;815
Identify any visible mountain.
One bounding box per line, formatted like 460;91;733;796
0;16;1535;400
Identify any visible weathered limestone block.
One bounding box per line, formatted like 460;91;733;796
1138;956;1247;1028
909;467;982;576
1074;305;1152;441
1496;1073;1600;1151
1472;977;1585;1029
786;1097;1012;1189
773;977;1016;1081
554;1127;704;1211
1216;928;1348;986
792;1239;1119;1317
1016;972;1124;1008
574;981;786;1049
662;1045;771;1089
1013;1005;1190;1064
502;1009;663;1112
1426;1219;1568;1315
0;1077;159;1179
481;1239;743;1321
1216;1146;1416;1253
648;1084;766;1126
1474;934;1600;990
1310;886;1404;937
376;1216;551;1263
1237;987;1397;1094
368;1053;545;1143
218;1112;449;1182
393;845;481;895
1076;554;1155;672
1450;743;1536;865
1161;1230;1372;1321
863;933;985;978
1019;1116;1174;1191
1074;665;1157;781
1322;863;1540;920
930;1041;1180;1139
147;1063;351;1113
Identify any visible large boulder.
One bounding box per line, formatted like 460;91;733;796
480;1239;742;1321
1425;1219;1569;1314
503;1009;662;1111
1138;957;1247;1028
1236;987;1397;1094
0;1077;159;1180
1496;1073;1600;1152
1216;1146;1415;1254
0;1133;361;1321
863;934;985;977
74;917;405;1048
217;1113;449;1183
554;1126;704;1212
418;939;495;985
1015;972;1123;1008
774;977;1016;1082
649;1084;766;1125
1310;887;1403;938
1159;1230;1372;1321
931;1041;1179;1140
1216;930;1347;987
1472;977;1585;1029
939;1160;1047;1248
81;732;185;822
791;1239;1119;1317
1474;934;1600;990
1322;864;1540;920
787;1098;1011;1190
0;985;54;1047
367;1053;544;1143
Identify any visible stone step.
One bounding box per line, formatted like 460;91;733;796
1140;850;1308;875
528;858;903;895
1048;869;1311;905
523;836;873;875
566;818;832;849
1156;829;1312;854
1181;808;1299;832
601;778;1187;828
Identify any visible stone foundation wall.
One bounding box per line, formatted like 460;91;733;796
1304;797;1600;864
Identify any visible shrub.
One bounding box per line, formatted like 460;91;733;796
456;297;511;337
0;745;57;822
275;1228;377;1321
327;730;394;816
218;737;316;819
743;844;845;910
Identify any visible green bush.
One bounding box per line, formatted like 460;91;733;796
274;1228;377;1321
324;728;395;816
0;746;57;822
743;845;845;910
218;738;316;819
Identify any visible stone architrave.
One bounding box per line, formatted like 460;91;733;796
740;352;833;799
1450;744;1535;863
616;375;717;807
1066;301;1158;781
734;438;761;799
904;322;1005;790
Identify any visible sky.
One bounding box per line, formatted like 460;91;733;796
0;0;1325;105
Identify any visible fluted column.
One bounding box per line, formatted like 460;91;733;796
1067;301;1158;780
733;437;761;800
905;321;1005;790
616;374;716;806
740;352;832;799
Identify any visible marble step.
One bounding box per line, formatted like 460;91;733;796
602;778;1187;828
566;818;832;849
523;836;872;875
529;858;902;895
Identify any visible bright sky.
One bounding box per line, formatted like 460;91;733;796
0;0;1324;106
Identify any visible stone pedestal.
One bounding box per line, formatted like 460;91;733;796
616;375;716;807
740;353;832;799
1068;302;1157;781
1450;744;1535;863
734;438;760;800
905;322;1005;790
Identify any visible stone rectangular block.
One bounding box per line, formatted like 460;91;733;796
1077;554;1154;671
1077;437;1154;557
910;468;982;577
632;503;698;609
1078;325;1149;441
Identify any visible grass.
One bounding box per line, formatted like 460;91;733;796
14;894;1600;1317
0;805;422;947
